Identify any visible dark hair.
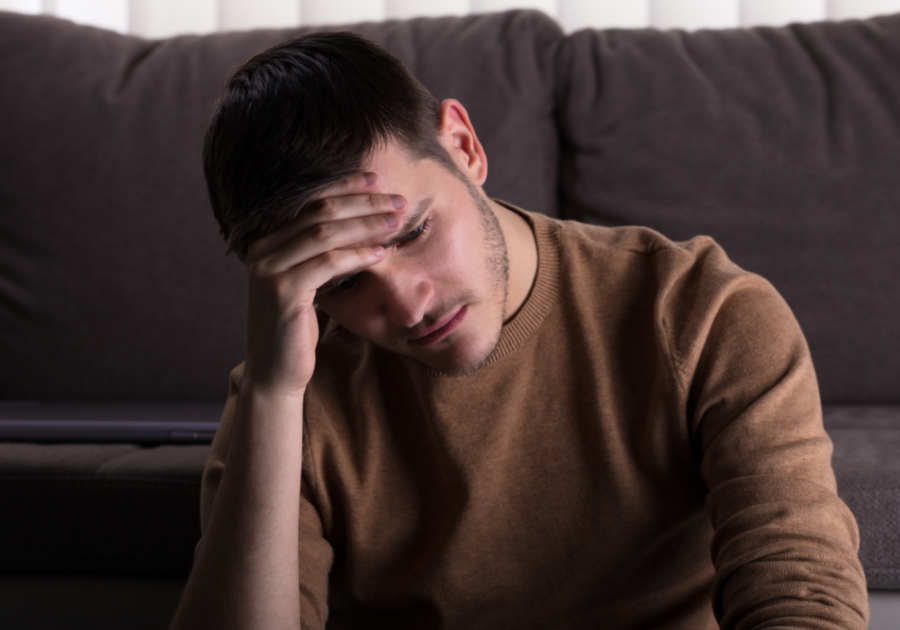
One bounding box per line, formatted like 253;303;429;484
203;31;454;255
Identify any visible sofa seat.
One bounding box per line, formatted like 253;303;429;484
825;406;900;589
0;442;208;576
1;406;896;589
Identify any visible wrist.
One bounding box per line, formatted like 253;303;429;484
235;378;307;431
239;373;308;407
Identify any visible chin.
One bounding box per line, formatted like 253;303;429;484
414;329;500;376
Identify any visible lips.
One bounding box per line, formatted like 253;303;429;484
409;305;468;347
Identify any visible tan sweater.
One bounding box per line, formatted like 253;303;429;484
201;208;868;629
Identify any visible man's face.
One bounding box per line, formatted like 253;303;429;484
314;142;510;375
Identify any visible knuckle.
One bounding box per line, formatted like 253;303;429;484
245;240;268;264
318;249;341;268
309;221;335;242
312;197;335;217
247;259;269;279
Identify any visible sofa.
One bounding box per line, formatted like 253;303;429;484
0;7;898;629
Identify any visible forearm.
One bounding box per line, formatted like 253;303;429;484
684;271;868;627
171;385;306;630
707;476;867;629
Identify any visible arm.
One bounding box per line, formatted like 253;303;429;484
170;384;307;630
669;242;868;629
169;172;407;630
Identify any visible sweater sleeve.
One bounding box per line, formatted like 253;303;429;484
664;238;868;630
198;363;334;630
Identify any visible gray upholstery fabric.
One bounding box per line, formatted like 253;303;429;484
0;443;209;575
558;14;900;404
825;406;900;589
0;10;562;401
0;443;209;478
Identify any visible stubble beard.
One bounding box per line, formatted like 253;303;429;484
433;183;509;377
471;184;510;319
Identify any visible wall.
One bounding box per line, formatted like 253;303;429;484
1;0;900;37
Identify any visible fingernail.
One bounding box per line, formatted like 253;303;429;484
390;195;405;209
384;213;399;227
363;172;377;186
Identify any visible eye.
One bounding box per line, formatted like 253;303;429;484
332;274;358;292
318;273;357;297
399;218;429;246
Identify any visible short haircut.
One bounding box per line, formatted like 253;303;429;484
203;32;455;256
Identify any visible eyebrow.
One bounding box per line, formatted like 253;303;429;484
379;196;433;248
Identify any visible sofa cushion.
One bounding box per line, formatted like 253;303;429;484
2;408;896;586
0;442;209;575
558;14;900;404
0;9;562;401
825;406;900;589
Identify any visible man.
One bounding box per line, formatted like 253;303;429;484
170;32;868;630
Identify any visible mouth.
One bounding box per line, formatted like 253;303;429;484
408;306;468;347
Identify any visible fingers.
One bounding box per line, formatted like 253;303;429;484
275;245;385;302
255;211;399;277
244;170;412;301
301;191;407;242
247;171;407;265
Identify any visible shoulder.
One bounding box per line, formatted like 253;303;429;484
525;209;760;304
507;204;782;329
551;214;732;273
515;204;730;269
525;210;800;379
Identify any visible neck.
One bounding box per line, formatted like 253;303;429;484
488;198;538;323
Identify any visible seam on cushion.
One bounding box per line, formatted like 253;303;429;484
116;40;162;95
789;22;839;154
94;445;209;477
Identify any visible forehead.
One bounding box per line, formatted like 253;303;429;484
363;141;441;197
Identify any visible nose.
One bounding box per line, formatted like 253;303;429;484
376;266;434;328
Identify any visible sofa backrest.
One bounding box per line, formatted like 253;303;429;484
2;9;899;405
0;10;562;401
558;14;900;404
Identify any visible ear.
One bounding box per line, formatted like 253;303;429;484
438;99;487;186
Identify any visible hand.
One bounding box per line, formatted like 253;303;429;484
241;172;406;398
